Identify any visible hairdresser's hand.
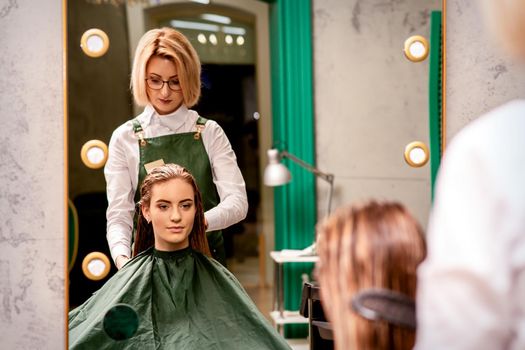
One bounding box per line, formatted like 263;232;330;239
115;255;130;270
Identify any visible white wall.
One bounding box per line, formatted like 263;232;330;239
313;0;440;228
0;0;65;348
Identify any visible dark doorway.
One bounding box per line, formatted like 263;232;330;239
195;63;261;264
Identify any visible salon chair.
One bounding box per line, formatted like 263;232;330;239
300;283;416;350
300;282;334;350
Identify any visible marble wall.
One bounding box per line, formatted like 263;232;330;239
0;0;66;349
312;0;441;228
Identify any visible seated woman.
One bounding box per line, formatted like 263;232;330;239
69;164;291;350
315;200;426;350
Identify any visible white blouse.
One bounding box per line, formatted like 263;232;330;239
415;100;525;350
104;104;248;262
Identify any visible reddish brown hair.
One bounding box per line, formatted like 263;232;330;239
133;164;210;257
316;200;426;350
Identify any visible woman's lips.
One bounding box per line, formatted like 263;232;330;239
159;98;172;104
167;226;183;233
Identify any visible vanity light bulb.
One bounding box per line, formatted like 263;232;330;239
87;258;107;277
409;147;426;164
404;141;429;167
236;36;245;46
403;35;429;62
80;28;110;58
225;34;233;45
409;41;426;59
87;146;105;165
198;33;207;44
209;33;218;45
81;139;108;169
86;35;104;53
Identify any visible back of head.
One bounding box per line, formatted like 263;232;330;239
480;0;525;59
316;200;426;350
131;27;201;108
133;163;210;257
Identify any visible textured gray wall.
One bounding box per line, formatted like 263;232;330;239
445;0;525;139
313;0;441;227
0;0;65;348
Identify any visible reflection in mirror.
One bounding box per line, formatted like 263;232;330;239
404;141;430;168
80;139;108;169
404;35;430;62
68;0;271;316
80;28;110;57
82;251;111;281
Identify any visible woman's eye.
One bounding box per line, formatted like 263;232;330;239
158;204;169;210
181;203;192;210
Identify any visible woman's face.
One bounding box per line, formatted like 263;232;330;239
145;56;184;115
142;178;196;251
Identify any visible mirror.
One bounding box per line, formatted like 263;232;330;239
67;0;273;314
66;0;444;341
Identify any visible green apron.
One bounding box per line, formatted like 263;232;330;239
132;117;226;266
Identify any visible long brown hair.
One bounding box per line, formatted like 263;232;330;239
316;200;426;350
132;164;211;257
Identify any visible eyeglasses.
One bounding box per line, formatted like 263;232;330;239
145;77;181;91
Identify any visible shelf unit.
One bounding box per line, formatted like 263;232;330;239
269;251;319;334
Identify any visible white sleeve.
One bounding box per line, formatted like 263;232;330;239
104;129;136;263
415;137;515;349
202;121;248;231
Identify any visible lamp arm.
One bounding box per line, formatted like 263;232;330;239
281;151;334;184
281;150;334;215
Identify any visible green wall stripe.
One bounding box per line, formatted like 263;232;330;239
267;0;315;338
429;11;443;199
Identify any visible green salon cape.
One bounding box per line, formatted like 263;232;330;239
69;247;291;350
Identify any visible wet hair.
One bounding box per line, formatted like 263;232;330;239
133;163;210;257
315;200;426;350
130;27;201;107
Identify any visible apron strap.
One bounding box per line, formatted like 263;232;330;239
194;117;208;140
132;119;147;147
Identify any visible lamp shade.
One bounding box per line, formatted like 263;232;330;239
263;149;292;186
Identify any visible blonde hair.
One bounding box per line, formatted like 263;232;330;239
131;27;201;107
316;200;426;350
480;0;525;58
133;164;210;257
